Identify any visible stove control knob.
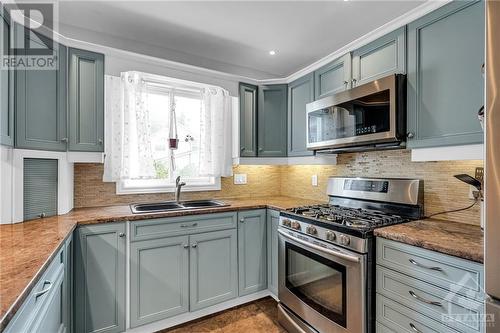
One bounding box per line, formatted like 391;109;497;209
326;231;336;241
291;221;301;230
339;235;351;246
306;226;317;235
282;219;292;227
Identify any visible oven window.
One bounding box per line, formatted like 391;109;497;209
308;89;390;143
285;242;347;327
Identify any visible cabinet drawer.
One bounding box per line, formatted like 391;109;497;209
5;247;64;333
377;238;484;300
131;212;237;242
376;321;397;333
377;265;484;332
377;294;460;333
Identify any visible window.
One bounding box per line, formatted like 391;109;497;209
117;82;220;194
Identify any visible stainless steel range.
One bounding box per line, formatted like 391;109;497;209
277;177;424;333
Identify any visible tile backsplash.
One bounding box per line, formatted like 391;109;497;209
74;149;483;225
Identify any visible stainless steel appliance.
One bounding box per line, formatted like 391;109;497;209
278;177;423;333
306;74;406;153
485;1;500;331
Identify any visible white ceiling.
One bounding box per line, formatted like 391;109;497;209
57;1;425;80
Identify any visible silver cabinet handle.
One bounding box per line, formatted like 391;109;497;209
180;223;198;228
239;218;245;223
343;80;349;86
191;243;197;248
118;232;125;238
407;132;415;139
61;137;68;143
183;244;189;249
409;290;443;306
38;212;46;218
409;259;443;271
409;323;423;333
352;78;357;85
35;281;52;299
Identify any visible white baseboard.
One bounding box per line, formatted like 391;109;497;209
126;290;273;333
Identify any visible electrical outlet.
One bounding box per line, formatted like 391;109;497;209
233;174;247;185
311;175;318;187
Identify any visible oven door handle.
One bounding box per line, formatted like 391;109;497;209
278;229;361;263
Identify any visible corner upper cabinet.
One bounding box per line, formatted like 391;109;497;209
15;28;67;151
1;13;14;146
407;0;484;148
288;74;314;156
258;84;287;157
314;53;351;99
68;48;105;152
239;83;258;157
352;26;406;87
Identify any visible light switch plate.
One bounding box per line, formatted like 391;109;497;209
234;174;247;185
311;175;318;187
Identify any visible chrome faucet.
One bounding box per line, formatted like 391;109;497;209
175;176;186;203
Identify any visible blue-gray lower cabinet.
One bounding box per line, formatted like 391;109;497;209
64;234;74;333
238;209;267;296
190;229;238;311
352;26;406;87
75;223;126;333
266;209;279;296
0;13;14;146
130;235;190;328
68;48;105;152
288;74;314;157
407;0;485;148
15;26;67;151
239;83;258;157
314;53;351;100
258;85;287;157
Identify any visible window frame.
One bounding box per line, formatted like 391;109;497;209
116;80;221;195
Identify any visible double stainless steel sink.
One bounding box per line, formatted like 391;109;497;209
130;199;229;214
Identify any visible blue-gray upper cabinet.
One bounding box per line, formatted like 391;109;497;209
15;28;67;151
407;0;485;149
267;209;279;296
314;53;351;100
352;26;406;87
1;13;14;146
238;209;267;296
68;48;105;152
75;223;126;333
190;229;238;311
239;83;258;157
258;84;287;157
288;74;314;156
130;235;189;328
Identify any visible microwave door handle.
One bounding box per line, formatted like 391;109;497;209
278;229;360;263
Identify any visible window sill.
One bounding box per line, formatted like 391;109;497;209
116;178;221;195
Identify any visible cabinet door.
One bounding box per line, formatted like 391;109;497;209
238;209;267;296
68;48;104;152
407;0;484;148
130;236;189;328
15;28;67;151
258;84;287;157
239;83;258;157
63;235;73;333
352;26;406;87
189;229;238;311
1;14;14;146
75;223;126;333
288;74;314;157
33;268;66;333
314;53;351;99
267;210;279;296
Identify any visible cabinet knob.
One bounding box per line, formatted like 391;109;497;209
258;147;263;152
61;138;68;143
183;244;189;249
352;78;357;85
191;243;198;248
343;80;349;86
98;139;103;145
407;132;415;139
240;147;245;151
118;232;125;238
239;218;245;223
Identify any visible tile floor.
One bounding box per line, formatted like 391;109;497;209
157;297;287;333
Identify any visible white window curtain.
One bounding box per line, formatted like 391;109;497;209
103;72;233;182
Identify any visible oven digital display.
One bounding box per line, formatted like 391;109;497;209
343;179;389;193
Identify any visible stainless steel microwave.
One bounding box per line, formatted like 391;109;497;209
306;74;406;153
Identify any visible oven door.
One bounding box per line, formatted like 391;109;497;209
278;228;366;333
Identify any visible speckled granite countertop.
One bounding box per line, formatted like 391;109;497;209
0;196;320;330
374;218;484;263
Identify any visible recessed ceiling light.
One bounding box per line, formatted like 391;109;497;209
269;50;277;56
